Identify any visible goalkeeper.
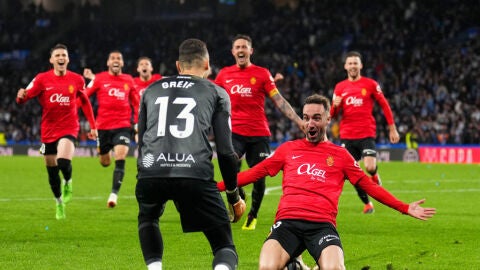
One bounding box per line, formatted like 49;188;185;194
135;38;245;270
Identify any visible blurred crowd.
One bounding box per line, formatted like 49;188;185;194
0;0;479;146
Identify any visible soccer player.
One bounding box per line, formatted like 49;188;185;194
16;43;97;220
330;51;400;214
215;34;304;230
136;38;245;270
218;94;436;270
133;56;163;97
83;50;139;208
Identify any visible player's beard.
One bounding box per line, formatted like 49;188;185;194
235;54;249;68
348;69;360;80
306;127;326;143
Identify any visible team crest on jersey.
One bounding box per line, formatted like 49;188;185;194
124;83;130;91
68;85;74;93
361;88;367;96
326;156;334;166
250;77;256;85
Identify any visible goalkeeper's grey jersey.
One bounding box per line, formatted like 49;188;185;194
136;75;236;181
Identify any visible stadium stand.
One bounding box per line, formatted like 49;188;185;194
1;0;479;145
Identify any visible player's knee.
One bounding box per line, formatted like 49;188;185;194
259;260;280;270
100;155;110;167
318;260;345;270
212;247;237;270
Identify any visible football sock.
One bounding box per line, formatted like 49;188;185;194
139;221;163;264
112;160;125;193
249;177;266;218
57;158;72;182
354;185;370;204
213;247;238;270
47;166;61;198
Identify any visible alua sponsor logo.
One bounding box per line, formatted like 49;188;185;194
156;152;196;163
297;163;326;182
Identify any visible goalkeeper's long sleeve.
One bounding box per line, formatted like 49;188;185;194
217;162;271;192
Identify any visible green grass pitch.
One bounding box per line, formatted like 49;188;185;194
0;156;479;269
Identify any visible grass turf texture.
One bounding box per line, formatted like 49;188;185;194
0;156;479;269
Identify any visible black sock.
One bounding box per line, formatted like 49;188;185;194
212;247;238;270
47;166;61;198
249;177;266;218
112;160;125;193
138;221;163;265
355;186;370;204
57;158;72;181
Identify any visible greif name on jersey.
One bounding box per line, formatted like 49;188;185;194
161;80;194;89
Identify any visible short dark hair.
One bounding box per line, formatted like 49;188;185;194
303;94;331;113
178;38;208;69
50;43;68;55
108;50;123;58
137;56;152;66
345;51;362;62
232;34;252;47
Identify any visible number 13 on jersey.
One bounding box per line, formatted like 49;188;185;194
155;96;196;139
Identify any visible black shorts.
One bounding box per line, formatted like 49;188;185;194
232;133;271;167
266;219;342;261
97;128;132;155
341;137;376;161
136;178;230;232
39;135;76;155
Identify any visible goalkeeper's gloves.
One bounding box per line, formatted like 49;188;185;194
226;187;246;223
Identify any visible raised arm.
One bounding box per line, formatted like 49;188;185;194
270;92;305;132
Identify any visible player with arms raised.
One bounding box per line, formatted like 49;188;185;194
16;43;97;220
83;50;139;208
218;94;435;269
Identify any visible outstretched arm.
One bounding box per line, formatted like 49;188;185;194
357;177;436;220
407;199;436;221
